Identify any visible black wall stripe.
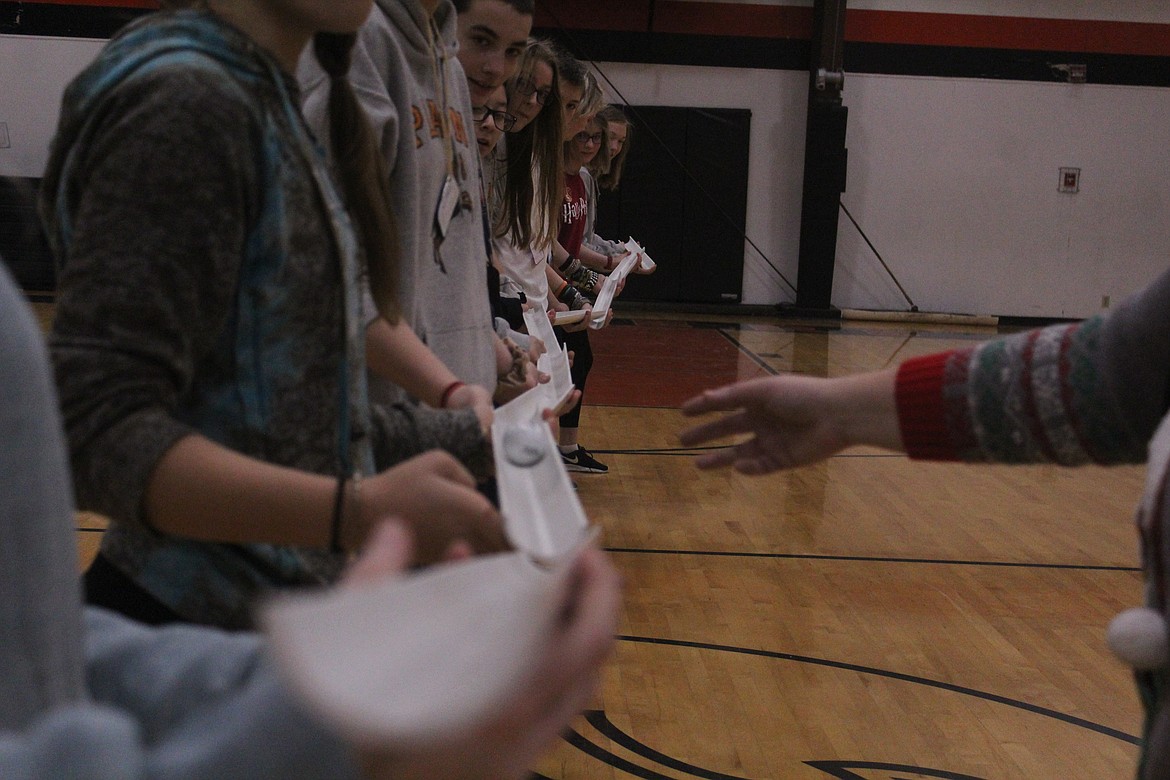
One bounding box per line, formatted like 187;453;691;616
2;4;1167;87
0;2;148;38
536;28;1170;88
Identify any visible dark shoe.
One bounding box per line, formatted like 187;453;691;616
562;445;608;474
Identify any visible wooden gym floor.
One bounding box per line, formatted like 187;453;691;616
54;305;1144;779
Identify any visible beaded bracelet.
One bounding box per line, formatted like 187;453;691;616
440;380;466;408
330;474;346;554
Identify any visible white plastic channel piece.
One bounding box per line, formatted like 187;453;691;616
552;309;588;326
588;247;643;329
260;308;595;749
522;308;574;412
491;417;589;560
628;238;656;272
491;348;571;429
261;549;577;746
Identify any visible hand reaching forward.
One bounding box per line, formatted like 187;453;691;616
679;370;902;474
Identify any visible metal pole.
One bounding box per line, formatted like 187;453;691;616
791;0;848;315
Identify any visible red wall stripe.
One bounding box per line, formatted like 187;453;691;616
652;2;813;40
16;1;1170;58
15;0;159;7
846;10;1170;56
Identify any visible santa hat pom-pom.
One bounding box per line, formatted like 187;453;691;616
1108;607;1170;670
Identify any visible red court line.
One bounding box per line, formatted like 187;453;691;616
586;322;773;408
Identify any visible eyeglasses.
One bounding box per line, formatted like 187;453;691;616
573;131;603;146
514;78;551;106
472;106;517;132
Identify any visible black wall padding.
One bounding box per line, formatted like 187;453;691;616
0;178;55;292
595;106;750;304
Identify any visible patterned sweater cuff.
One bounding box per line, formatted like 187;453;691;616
895;352;961;460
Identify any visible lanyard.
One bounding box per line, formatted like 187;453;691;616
425;15;459;186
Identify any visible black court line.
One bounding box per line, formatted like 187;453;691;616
681;319;1003;342
563;729;677;779
591;404;691;411
617;635;1141;746
587;445;728;455
605;547;1141;573
714;329;779;377
805;761;986;779
882;331;917;368
587;445;902;458
584;710;756;780
75;526;105;533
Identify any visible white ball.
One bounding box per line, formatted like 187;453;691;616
1107;607;1170;670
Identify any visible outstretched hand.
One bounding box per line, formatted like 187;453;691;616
679;371;902;475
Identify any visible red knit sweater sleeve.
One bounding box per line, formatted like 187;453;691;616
895;351;962;460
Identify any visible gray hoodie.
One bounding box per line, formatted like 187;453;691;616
301;0;498;399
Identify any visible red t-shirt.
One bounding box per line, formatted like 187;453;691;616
558;172;588;257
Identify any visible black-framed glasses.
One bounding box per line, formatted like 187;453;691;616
472;106;517;132
514;78;551;106
573;131;603;146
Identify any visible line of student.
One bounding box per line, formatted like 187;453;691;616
3;0;626;775
8;0;1170;778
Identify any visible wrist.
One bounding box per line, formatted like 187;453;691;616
558;254;580;274
330;475;345;553
439;380;466;408
836;369;903;453
330;473;364;554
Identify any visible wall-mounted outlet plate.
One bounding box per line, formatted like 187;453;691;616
1059;167;1080;193
0;123;10;149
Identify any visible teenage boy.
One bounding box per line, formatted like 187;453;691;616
454;0;533;108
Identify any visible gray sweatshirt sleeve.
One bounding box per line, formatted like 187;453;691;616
48;69;257;527
581;169;623;256
82;608;363;780
371;401;493;479
0;610;362;780
0;264;361;779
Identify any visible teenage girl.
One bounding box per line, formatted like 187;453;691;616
594;104;633;192
547;54;617;474
2;255;620;777
488;38;566;314
44;0;508;629
583;105;637;258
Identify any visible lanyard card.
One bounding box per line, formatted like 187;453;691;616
435;174;460;239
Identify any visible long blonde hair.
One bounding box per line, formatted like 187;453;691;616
497;38;563;250
577;70;605;120
593;105;632;191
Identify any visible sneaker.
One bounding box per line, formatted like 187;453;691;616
562;445;608;474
